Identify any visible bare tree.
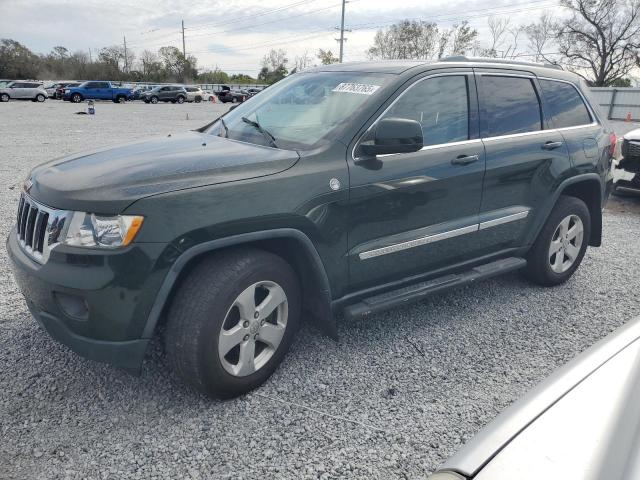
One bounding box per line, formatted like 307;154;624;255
523;14;556;63
482;17;521;58
294;50;312;71
556;0;640;86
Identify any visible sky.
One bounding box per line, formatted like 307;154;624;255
0;0;564;77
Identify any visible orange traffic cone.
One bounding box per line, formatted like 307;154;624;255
626;112;633;122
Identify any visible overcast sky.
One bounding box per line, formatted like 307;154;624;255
0;0;562;76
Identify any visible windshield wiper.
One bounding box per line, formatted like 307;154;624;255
241;116;278;148
220;117;229;138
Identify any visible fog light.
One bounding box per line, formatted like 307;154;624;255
54;292;89;320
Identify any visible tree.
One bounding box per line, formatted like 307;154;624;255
294;50;313;71
158;46;197;82
317;49;339;65
229;73;256;83
0;39;41;78
523;14;556;63
481;17;521;58
555;0;640;86
258;49;288;83
366;20;478;60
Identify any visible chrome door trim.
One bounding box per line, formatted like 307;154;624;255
358;209;531;260
377;139;482;158
359;224;478;260
479;210;530;230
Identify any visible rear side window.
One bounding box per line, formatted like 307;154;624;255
383;75;469;147
479;76;542;137
539;79;592;128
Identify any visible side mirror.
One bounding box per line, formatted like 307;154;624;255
359;117;423;157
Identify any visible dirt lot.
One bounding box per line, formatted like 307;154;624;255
1;101;639;480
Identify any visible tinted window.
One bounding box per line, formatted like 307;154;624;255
479;76;542;137
382;75;469;147
84;82;100;88
539;79;592;128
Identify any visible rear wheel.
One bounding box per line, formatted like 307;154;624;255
116;95;126;103
166;249;300;399
231;97;238;103
195;96;202;103
523;196;591;286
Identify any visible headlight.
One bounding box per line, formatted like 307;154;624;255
64;212;144;249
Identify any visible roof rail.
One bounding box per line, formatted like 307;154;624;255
440;56;563;71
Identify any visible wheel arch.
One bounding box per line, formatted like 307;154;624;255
557;175;603;247
142;228;336;340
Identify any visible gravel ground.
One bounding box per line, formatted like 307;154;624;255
1;101;639;480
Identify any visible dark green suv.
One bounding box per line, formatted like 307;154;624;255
8;58;614;398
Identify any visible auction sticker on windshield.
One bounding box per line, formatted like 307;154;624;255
332;83;380;95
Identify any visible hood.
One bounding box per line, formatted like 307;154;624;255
624;128;640;142
27;131;299;213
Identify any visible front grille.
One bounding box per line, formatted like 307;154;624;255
15;193;68;264
622;139;640;161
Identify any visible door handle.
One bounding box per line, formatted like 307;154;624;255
542;141;564;150
451;154;479;166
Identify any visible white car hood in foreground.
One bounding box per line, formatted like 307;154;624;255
440;317;640;480
624;128;640;141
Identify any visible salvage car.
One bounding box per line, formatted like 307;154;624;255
0;81;47;102
613;128;640;194
7;57;614;399
428;316;640;480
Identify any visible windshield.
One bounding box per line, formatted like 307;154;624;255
207;71;391;150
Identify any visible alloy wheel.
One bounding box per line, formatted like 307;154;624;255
549;214;584;273
218;281;288;377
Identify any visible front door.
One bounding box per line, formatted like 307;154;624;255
474;70;572;254
347;72;485;290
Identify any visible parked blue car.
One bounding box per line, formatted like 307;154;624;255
62;81;132;103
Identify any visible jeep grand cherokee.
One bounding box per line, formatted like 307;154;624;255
7;57;614;398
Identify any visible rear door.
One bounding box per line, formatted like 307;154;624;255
11;83;28;99
347;71;486;290
475;70;571;254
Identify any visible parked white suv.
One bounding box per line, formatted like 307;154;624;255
185;86;205;103
0;81;48;102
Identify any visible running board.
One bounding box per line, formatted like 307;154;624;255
343;257;527;320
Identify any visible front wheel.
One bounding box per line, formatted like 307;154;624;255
150;96;159;104
231;97;238;103
36;94;46;102
176;96;185;104
0;93;9;102
523;196;591;286
195;96;202;103
71;93;82;103
166;249;300;399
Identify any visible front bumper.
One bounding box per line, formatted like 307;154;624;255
614;160;640;193
7;227;171;369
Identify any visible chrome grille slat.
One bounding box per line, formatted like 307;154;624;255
14;193;69;264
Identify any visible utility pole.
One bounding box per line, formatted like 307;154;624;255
88;47;92;63
338;0;346;63
181;20;186;57
123;36;128;73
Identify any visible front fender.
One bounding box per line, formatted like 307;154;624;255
141;228;336;340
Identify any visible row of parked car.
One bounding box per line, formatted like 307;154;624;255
0;80;265;104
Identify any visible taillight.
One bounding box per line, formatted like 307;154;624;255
609;133;617;157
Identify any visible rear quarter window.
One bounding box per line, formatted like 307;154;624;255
539;79;592;128
478;75;542;137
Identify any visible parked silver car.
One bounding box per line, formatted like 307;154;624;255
185;86;205;103
429;316;640;480
0;81;48;102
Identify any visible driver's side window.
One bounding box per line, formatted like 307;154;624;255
382;75;470;147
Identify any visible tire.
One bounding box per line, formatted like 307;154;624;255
116;95;126;103
523;195;591;286
0;93;9;102
144;99;150;104
166;248;301;399
71;93;83;103
150;96;159;104
195;96;202;103
231;97;238;103
177;96;185;104
36;94;45;102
